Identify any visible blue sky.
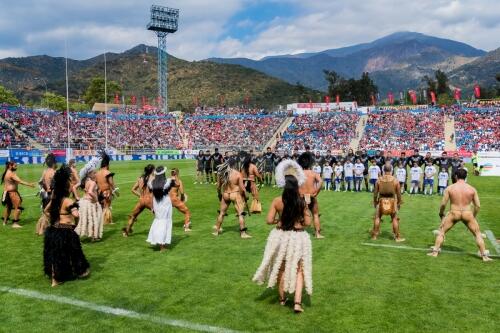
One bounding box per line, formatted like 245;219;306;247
0;0;499;61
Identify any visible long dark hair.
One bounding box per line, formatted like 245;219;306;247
151;166;172;201
1;161;14;184
141;164;155;190
242;153;251;176
49;165;71;225
280;175;306;231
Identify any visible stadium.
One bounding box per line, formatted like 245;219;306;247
0;2;499;332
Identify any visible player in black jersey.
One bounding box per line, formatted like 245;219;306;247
263;147;277;186
203;149;214;184
211;148;224;184
195;150;204;184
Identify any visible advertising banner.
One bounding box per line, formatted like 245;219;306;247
478;152;500;176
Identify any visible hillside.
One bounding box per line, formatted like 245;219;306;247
449;47;500;90
0;45;319;109
209;32;487;94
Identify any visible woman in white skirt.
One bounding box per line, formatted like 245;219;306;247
146;166;174;252
253;160;312;313
75;165;103;241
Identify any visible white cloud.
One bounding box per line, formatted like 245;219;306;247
0;48;27;59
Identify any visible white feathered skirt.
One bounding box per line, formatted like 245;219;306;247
75;198;103;239
252;228;312;295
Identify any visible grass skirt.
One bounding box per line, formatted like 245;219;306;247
43;225;90;282
252;228;313;295
75;198;103;239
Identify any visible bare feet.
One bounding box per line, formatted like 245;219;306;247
79;269;90;278
184;223;192;232
12;223;22;229
482;256;493;262
427;248;439;257
315;232;325;239
160;245;167;252
395;237;406;243
294;303;304;313
240;232;252;239
51;279;61;287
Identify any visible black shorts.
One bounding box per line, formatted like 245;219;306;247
205;169;212;173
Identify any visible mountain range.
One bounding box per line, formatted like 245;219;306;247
209;32;500;95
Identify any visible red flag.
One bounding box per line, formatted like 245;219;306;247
336;94;340;104
114;94;119;104
325;96;330;104
371;94;376;106
131;96;137;105
409;90;417;104
430;91;436;104
309;99;313;109
141;96;146;105
474;85;481;98
454;88;462;101
388;92;394;105
244;95;250;105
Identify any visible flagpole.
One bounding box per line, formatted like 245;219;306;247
104;50;108;150
65;40;71;159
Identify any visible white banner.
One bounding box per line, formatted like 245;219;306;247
0;150;9;158
479;154;500;176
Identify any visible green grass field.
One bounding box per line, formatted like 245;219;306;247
0;160;499;333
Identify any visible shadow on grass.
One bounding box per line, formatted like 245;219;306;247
255;287;312;309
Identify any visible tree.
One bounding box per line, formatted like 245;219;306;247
496;73;500;82
42;92;67;111
323;70;378;106
0;85;19;105
437;93;454;106
295;82;310;103
435;70;449;95
84;77;122;106
423;75;437;93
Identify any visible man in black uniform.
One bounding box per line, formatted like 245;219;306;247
211;148;224;184
450;152;462;183
324;149;336;167
345;148;356;163
407;149;424;168
195;150;205;184
371;150;385;169
435;151;451;173
263;147;277;186
203;149;214;184
358;150;370;191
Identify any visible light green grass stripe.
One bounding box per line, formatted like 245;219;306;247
0;286;244;333
485;230;500;254
361;242;500;257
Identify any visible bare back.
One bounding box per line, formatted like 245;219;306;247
267;197;311;230
225;170;244;193
42;168;55;191
96;169;111;192
3;170;20;191
299;170;322;196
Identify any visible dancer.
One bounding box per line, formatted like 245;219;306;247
241;152;263;214
68;159;80;199
371;164;404;242
170;168;192;232
213;160;251;238
298;152;324;239
44;165;90;287
146;166;174;252
36;153;57;235
2;161;34;228
75;158;103;241
96;152;116;225
122;164;155;237
428;169;492;261
252;159;312;313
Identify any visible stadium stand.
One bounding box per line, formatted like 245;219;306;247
454;108;500;151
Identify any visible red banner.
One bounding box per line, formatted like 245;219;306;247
325;96;330;104
474;85;481;98
409;90;417;104
336;94;340;104
388;92;394;105
131;96;137;105
454;88;462;101
430;91;436;104
114;94;119;104
309;99;313;109
244;95;250;105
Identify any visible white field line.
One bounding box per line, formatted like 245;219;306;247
0;286;244;333
361;242;500;258
485;230;500;254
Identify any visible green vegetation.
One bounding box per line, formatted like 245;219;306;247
0;160;498;332
83;77;122;106
324;70;378;106
0;85;19;105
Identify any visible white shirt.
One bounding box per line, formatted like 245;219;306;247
410;167;422;181
354;163;365;176
395;167;406;183
334;165;343;178
438;172;448;187
344;163;354;177
313;165;322;175
368;165;380;180
424;165;436;179
323;165;333;179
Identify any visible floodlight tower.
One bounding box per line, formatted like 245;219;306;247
147;4;179;113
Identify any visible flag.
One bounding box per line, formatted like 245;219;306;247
388;92;394;105
409;90;417;104
131;96;137;105
454;88;462;101
336;94;340;104
430;91;436;104
309;99;313;109
114;94;119;104
474;85;481;98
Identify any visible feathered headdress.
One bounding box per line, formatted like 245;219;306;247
217;161;233;189
79;155;102;180
275;160;305;188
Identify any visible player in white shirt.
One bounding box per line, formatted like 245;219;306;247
423;160;437;195
410;162;423;195
437;167;449;195
312;163;322;176
343;160;354;192
334;162;343;192
353;158;365;192
367;159;381;192
322;163;333;191
395;161;407;194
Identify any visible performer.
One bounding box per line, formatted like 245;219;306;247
241;152;263;214
213;159;251;238
75;164;103;241
428;169;492;261
122;164;155;237
371;165;404;242
68;159;80;199
36;153;57;235
146;166;174;252
298;152;324;239
170;168;192;232
2;161;34;228
195;150;204;184
44;165;90;287
95;152;116;225
263;147;277;186
252;159;312;313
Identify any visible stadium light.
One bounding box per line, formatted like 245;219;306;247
147;5;179;113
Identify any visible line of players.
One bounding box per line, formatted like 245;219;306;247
195;147;469;196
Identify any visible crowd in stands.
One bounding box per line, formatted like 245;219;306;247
183;113;285;150
0;123;27;148
454;109;500;151
275;112;360;152
359;109;445;151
